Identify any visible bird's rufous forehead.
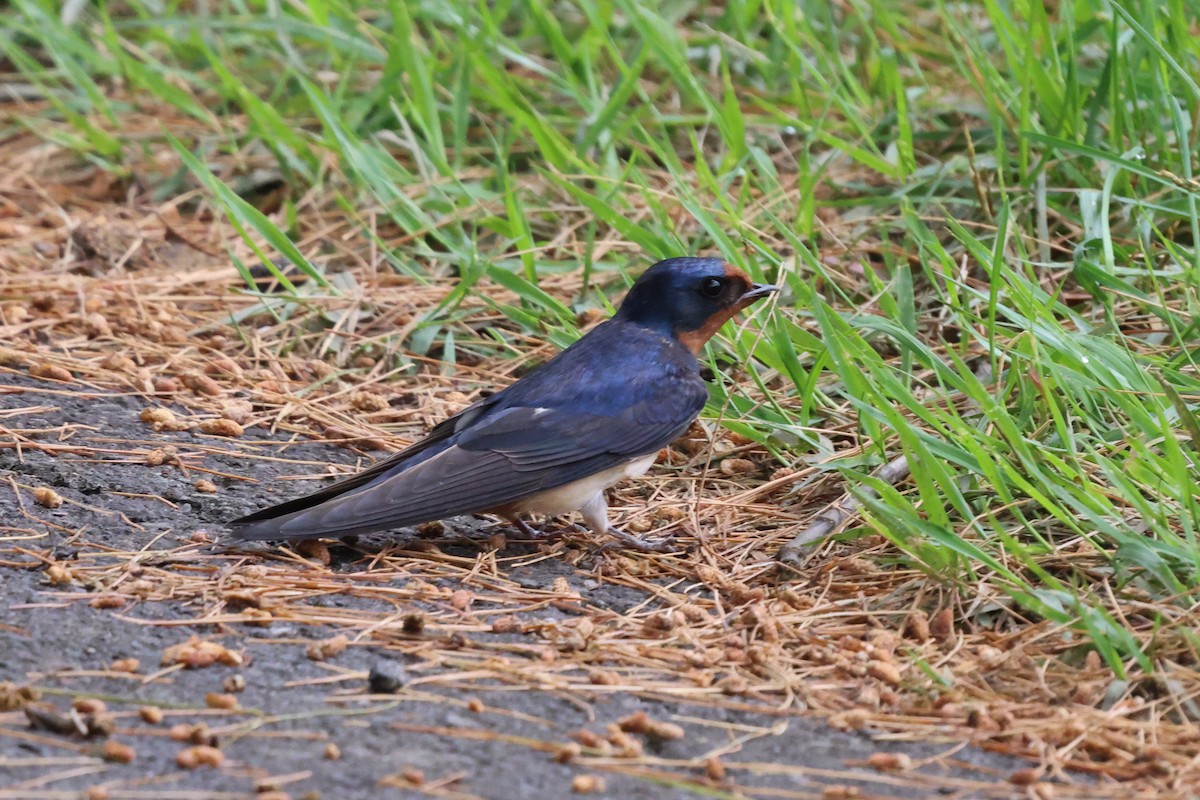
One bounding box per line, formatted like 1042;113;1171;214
721;262;752;286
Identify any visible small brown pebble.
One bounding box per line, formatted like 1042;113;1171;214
576;308;606;328
571;775;606;794
350;391;389;412
100;353;135;372
223;674;246;693
204;356;241;378
199;418;243;437
978;644;1005;668
400;767;424;785
175;748;198;769
161;636;243;669
324;742;341;760
867;752;912;771
572;729;604;748
605;727;642;757
1009;767;1045;786
625;517;651;533
159;325;187;344
0;346;27;366
169;723;193;741
85;713;115;739
652;505;686;522
194;743;225;767
73;698;107;715
821;787;860;799
587;670;619;686
647;721;685;741
110;658;139;673
719;457;757;475
904;610;930;641
45;564;73;585
219;399;254;424
194;479;218;494
205;692;238;710
153;376;182;393
83;312;112;338
34;487;63;508
139;407;185;431
90;595;124;610
867;660;902;686
553;742;581;763
617;711;649;733
828;708;870;732
138;706;164;724
85;787;110;800
187;725;216;747
416;519;444;536
937;702;963;719
491;615;520;634
145;446;178;466
0;682;40;710
705;755;726;780
450;589;474;611
182;373;222;397
466;698;484;713
101;739;136;763
306;634;349;662
641;611;675;637
296;539;330;565
929;608;955;641
30;363;72;382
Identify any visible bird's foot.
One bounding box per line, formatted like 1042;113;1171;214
502;516;539;539
600;526;675;554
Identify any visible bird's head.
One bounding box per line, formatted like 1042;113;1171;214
614;257;778;353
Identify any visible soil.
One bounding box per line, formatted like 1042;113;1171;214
1;374;1042;799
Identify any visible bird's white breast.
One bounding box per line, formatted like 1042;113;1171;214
510;453;657;517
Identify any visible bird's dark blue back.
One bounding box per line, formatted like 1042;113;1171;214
489;319;703;423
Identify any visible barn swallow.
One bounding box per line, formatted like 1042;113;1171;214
229;257;777;551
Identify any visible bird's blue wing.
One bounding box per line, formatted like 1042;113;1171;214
229;379;705;541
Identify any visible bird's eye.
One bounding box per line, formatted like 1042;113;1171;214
699;277;725;298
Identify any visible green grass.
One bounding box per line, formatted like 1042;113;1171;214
7;0;1200;672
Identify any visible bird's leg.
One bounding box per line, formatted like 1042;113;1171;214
504;515;538;539
579;493;674;554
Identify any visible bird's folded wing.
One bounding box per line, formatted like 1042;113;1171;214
228;403;479;531
229;391;703;540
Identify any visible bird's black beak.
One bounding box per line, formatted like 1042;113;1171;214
739;282;779;303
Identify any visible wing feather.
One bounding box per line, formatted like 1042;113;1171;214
231;399;701;541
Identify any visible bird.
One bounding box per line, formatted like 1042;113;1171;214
229;257;778;551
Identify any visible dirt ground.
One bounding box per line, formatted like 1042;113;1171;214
0;372;1055;800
